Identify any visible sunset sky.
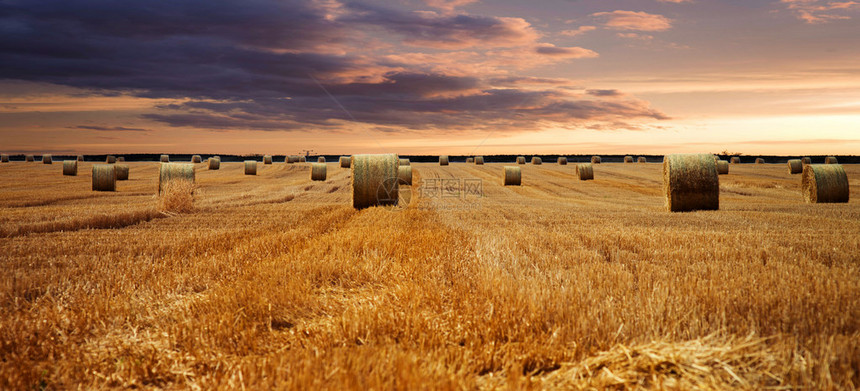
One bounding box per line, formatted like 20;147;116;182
1;0;859;155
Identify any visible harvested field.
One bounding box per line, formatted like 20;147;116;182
0;161;858;389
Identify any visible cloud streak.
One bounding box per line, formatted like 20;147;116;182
592;10;673;31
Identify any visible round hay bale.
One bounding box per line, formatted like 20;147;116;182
158;163;195;193
801;157;811;165
466;157;474;163
557;157;568;165
310;163;327;181
92;164;116;191
160;154;169;163
42;154;52;164
716;160;729;175
208;157;220;170
285;155;297;163
117;156;125;162
77;155;84;162
263;155;273;164
398;165;412;185
62;160;77;176
825;156;838;164
192;155;202;163
439;155;449;166
516;156;526;164
755;158;764;164
106;155;116;164
663;153;719;212
624;156;633;163
340;156;351;168
244;160;257;175
730;156;741;164
576;163;594;180
531;157;542;165
25;154;35;162
787;159;802;174
115;164;129;180
638;157;647;163
591;156;601;164
399;158;410;166
318;156;326;163
352;154;399;209
503;166;521;186
475;156;484;165
802;164;848;203
0;154;8;163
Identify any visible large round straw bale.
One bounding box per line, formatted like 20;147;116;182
77;155;84;162
92;164;116;191
591;156;601;164
192;155;202;163
311;163;327;181
0;154;8;163
475;156;484;165
503;166;521;186
352;154;399;209
117;156;125;162
398;165;412;185
466;157;474;163
638;157;647;163
318;156;326;163
624;156;633;163
825;156;838;164
115;164;129;180
787;159;802;174
755;158;765;164
160;154;169;162
158;163;195;193
801;157;811;165
516;156;526;164
62;160;77;176
439;155;449;166
244;160;257;175
558;157;568;165
208;157;220;170
263;155;273;164
730;156;741;164
663;153;719;212
803;164;848;203
42;154;52;164
299;156;306;163
340;156;351;168
25;154;35;162
531;157;542;165
576;163;594;180
105;155;116;164
399;158;410;166
716;160;729;175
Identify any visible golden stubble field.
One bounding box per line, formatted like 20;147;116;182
1;160;858;389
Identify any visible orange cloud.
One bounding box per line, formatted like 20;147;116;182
592;10;673;31
559;25;597;37
780;0;860;23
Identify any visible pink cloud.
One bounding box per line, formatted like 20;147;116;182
559;25;597;37
424;0;478;12
592;10;673;31
780;0;860;23
534;44;599;58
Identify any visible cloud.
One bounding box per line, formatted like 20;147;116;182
559;25;597;37
616;32;654;40
534;44;599;58
657;0;693;3
779;0;860;23
592;10;673;31
69;125;150;132
424;0;478;12
586;89;625;97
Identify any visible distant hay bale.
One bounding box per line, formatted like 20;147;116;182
208;157;220;170
117;156;125;162
475;156;484;165
299;156;306;163
106;155;116;164
755;158;765;164
115;164;129;180
352;154;399;209
62;160;77;176
730;156;741;164
0;154;8;163
531;157;542;165
557;157;568;165
310;163;327;181
398;165;413;185
576;163;594;180
25;154;34;162
638;157;647;163
340;156;351;168
77;155;84;162
466;157;474;163
716;160;729;175
318;156;326;163
42;154;52;164
825;156;838;164
503;166;521;186
663;153;719;212
516;156;526;164
399;158;410;166
192;155;202;163
801;157;811;165
160;154;169;162
591;156;601;164
802;164;849;203
286;155;299;163
244;160;257;175
439;155;449;166
787;159;802;174
158;163;195;194
92;164;116;192
263;155;273;164
624;156;633;163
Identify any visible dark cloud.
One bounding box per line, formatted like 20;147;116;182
69;125;150;132
586;89;624;97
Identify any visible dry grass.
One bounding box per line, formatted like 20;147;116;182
0;161;858;390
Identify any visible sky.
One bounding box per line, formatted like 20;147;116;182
1;0;859;156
